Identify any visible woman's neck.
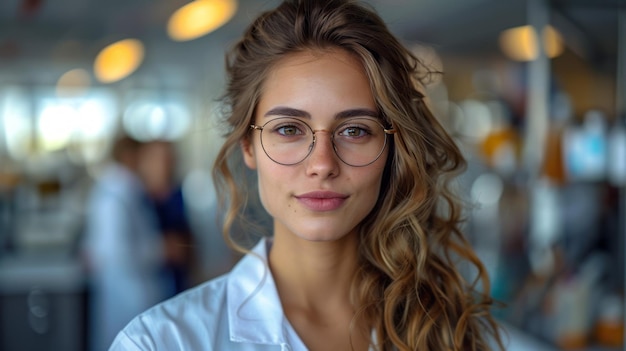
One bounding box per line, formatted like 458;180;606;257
268;228;370;351
268;227;360;309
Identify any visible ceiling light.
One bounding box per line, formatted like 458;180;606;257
94;38;145;83
499;25;564;62
499;25;538;62
167;0;238;42
543;26;564;58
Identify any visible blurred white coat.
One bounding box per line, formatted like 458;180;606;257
84;162;166;351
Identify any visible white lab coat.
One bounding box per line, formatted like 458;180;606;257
84;163;166;351
109;238;324;351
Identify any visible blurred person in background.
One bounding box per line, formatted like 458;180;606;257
137;140;197;297
82;135;168;351
109;0;504;350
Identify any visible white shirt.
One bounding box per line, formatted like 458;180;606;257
109;238;313;351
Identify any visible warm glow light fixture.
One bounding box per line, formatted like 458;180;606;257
94;38;145;83
500;26;538;62
543;26;564;58
167;0;238;42
499;25;564;62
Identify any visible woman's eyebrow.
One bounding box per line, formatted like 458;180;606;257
264;106;310;118
335;108;379;119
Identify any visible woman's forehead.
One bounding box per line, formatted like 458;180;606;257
266;48;365;80
255;50;376;121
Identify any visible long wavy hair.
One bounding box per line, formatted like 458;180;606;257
213;0;504;350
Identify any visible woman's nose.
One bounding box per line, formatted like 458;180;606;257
305;131;340;178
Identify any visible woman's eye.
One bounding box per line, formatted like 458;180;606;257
339;126;368;137
276;125;303;136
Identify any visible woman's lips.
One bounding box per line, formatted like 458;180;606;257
294;191;349;211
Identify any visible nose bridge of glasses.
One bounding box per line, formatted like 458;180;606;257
309;128;330;142
310;128;336;150
312;128;331;135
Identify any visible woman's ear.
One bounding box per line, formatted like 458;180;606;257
241;138;257;169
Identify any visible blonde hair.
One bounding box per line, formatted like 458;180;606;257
213;0;504;350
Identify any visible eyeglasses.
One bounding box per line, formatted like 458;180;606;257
249;117;396;167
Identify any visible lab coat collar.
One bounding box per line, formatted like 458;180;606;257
227;237;289;346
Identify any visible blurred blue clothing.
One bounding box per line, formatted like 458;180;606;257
151;186;189;234
84;163;168;351
108;238;334;351
146;185;193;296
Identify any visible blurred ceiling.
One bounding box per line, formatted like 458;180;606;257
0;0;621;88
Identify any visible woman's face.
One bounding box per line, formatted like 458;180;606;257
242;48;388;242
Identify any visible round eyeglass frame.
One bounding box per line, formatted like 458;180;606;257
249;117;396;167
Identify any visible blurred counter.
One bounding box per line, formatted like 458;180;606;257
0;254;87;351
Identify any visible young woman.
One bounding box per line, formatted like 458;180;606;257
109;0;504;350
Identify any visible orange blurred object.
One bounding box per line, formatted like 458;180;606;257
542;127;566;184
480;128;521;167
594;320;624;348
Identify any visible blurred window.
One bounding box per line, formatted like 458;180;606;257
34;88;118;163
122;91;191;142
0;86;32;160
